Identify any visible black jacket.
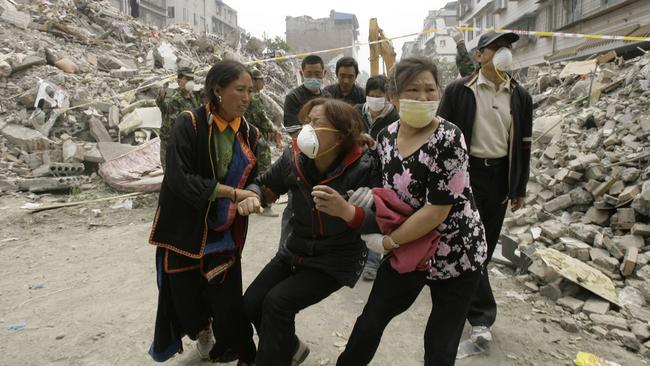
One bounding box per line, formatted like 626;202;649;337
354;103;400;139
253;142;381;287
149;105;261;257
283;85;331;128
437;73;533;198
325;84;366;105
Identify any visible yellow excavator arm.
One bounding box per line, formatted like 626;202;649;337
369;18;396;76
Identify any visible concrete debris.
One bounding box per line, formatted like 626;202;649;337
98;138;163;192
507;51;650;354
16;175;89;193
0;0;296;193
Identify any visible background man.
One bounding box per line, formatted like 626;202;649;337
244;69;282;217
449;27;478;77
279;55;332;249
324;56;365;105
283;55;331;134
156;66;199;171
438;31;533;357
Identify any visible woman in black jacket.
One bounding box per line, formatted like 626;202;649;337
237;98;380;366
148;60;260;365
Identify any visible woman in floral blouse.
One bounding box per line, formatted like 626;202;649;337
337;57;488;366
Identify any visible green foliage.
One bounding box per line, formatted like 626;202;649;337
435;58;459;89
245;37;264;55
265;36;290;52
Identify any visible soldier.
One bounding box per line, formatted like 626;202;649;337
156;66;200;171
244;69;281;217
449;27;478;77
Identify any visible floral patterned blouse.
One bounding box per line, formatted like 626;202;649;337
376;118;487;280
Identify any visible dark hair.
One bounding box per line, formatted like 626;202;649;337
298;98;362;151
301;55;324;70
387;57;440;98
335;56;359;76
205;59;251;106
365;75;388;95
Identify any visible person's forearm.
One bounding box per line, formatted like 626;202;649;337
389;204;451;245
210;183;235;201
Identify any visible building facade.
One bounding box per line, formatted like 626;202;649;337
286;10;360;64
414;2;459;62
109;0;238;39
458;0;650;68
109;0;168;29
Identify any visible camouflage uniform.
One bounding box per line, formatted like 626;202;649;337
456;41;477;77
156;89;199;171
244;93;275;174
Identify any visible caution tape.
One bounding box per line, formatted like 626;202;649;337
41;25;649;113
247;26;650;65
458;26;650;43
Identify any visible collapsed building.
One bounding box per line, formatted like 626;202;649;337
500;52;650;355
0;0;296;194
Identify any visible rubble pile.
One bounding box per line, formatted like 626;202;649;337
0;0;297;194
504;52;650;355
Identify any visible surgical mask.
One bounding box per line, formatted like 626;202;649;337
296;124;340;159
185;80;195;92
303;78;322;92
398;99;439;128
366;96;386;112
492;47;514;71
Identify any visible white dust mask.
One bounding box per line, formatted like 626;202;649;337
185;80;195;92
296;124;340;159
492;47;514;71
398;99;439;128
366;96;386;112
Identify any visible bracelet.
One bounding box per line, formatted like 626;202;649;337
232;187;237;202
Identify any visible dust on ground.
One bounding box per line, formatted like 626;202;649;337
0;193;646;366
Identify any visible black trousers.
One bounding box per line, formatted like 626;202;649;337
167;257;256;362
337;262;481;366
466;157;509;327
244;256;342;366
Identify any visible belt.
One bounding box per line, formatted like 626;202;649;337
469;156;508;167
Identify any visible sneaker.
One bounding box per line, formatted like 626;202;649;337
291;339;310;366
260;206;279;217
362;268;377;281
196;327;215;360
470;326;492;345
456;339;485;359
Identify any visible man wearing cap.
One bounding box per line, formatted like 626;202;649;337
438;31;533;355
156;66;199;171
244;69;282;217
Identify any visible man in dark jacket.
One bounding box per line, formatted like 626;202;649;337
283;55;331;133
280;55;332;251
325;57;366;105
437;31;533;356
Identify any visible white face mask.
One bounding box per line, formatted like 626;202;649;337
296;124;340;159
184;80;195;92
366;96;386;112
398;99;439;128
492;47;514;71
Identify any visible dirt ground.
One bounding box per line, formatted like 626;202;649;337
0;192;647;366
